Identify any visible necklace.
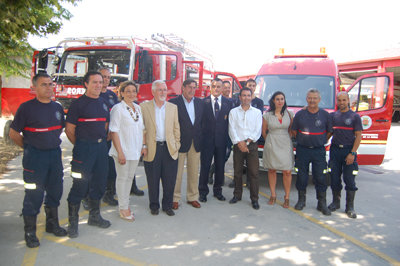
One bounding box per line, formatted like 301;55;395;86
126;106;139;122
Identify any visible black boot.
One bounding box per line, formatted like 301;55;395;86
345;190;357;219
23;215;40;248
81;196;89;210
317;191;331;216
294;190;306;210
68;203;80;238
130;176;144;196
103;179;118;206
328;190;341;211
44;206;67;236
88;199;111;228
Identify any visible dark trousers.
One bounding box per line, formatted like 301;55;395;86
233;143;259;201
199;143;226;197
295;145;327;192
22;145;63;216
144;143;178;211
329;145;358;191
67;139;109;204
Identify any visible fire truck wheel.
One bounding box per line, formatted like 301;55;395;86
3;120;13;145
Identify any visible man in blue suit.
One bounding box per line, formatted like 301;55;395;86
199;78;232;202
169;79;204;210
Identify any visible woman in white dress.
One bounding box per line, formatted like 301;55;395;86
262;91;294;208
109;81;146;221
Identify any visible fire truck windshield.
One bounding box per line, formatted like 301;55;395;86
257;75;335;109
56;49;131;86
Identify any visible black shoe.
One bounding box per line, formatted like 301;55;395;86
252;201;260;210
228;180;235;188
316;191;331;216
103;192;118;206
199;195;207;202
87;199;111;228
229;196;241;204
68;203;80;238
214;194;226;201
164;209;175;216
151;209;159;215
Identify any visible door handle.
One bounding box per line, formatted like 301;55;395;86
376;119;389;122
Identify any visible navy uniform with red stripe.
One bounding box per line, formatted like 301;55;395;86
66;91;111;237
328;109;362;218
10;94;67;247
292;108;332;214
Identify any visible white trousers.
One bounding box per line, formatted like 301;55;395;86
113;157;139;210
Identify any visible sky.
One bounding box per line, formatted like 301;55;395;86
28;0;400;76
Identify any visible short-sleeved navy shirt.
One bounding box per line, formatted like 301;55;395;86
99;89;119;111
330;110;362;146
10;98;65;150
66;94;110;140
292;108;332;147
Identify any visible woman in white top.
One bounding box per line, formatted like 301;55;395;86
109;81;146;221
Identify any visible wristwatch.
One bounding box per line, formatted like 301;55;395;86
350;151;356;156
246;140;250;146
142;144;147;149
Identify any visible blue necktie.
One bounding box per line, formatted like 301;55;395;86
214;97;220;118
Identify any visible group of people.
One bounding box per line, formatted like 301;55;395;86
10;71;362;249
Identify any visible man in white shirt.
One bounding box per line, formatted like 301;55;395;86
228;88;262;209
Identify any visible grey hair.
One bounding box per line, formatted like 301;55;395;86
152;80;166;92
307;88;321;99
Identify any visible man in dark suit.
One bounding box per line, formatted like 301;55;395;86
199;78;232;202
170;79;204;210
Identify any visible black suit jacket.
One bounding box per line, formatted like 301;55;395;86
201;95;231;149
169;95;204;153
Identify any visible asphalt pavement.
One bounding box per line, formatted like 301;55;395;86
0;124;399;266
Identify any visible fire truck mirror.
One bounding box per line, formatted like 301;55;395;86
37;49;49;74
52;55;61;66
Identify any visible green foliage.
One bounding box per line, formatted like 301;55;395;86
0;0;79;77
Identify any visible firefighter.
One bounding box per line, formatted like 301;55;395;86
9;73;67;248
98;68;119;206
65;71;111;238
292;89;332;215
327;91;362;218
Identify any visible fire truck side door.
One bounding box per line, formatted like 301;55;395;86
215;72;243;98
346;72;394;165
135;50;183;102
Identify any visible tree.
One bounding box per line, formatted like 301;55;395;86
0;0;80;78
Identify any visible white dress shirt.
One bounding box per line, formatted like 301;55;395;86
109;101;144;160
228;105;262;145
183;96;195;125
154;100;166;141
211;95;222;116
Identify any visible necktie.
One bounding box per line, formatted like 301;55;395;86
214;97;220;118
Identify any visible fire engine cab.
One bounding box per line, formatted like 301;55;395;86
255;49;394;165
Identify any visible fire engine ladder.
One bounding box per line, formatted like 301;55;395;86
55;36;137;78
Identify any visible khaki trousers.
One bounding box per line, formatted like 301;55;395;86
173;142;200;202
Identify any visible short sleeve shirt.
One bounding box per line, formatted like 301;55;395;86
66;94;110;140
10;98;65;150
292;108;332;147
330;110;362;146
99;89;119;111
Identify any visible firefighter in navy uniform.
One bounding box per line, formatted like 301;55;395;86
65;71;111;238
327;91;362;219
9;73;67;248
292;89;333;216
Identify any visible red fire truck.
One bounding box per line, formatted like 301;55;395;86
255;49;394;165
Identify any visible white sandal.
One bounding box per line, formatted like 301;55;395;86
119;210;135;222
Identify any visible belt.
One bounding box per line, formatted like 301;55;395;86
332;144;353;149
156;141;167;145
78;138;106;143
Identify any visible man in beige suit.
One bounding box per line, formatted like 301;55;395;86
140;80;180;216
